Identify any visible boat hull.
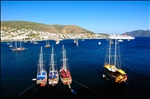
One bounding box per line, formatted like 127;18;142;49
48;71;59;86
12;48;25;51
36;71;47;87
103;64;127;84
37;77;47;87
45;45;50;48
59;69;72;85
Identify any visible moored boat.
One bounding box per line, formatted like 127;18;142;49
48;46;59;86
11;40;25;51
103;34;134;83
45;40;50;48
59;45;72;85
36;46;47;87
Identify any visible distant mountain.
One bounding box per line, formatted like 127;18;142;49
123;30;150;37
1;21;94;34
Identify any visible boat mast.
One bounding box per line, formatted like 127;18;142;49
114;39;117;66
20;40;22;48
39;46;44;71
51;46;55;71
108;39;111;64
15;41;17;49
62;45;67;70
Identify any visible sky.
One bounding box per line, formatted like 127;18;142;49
1;1;150;34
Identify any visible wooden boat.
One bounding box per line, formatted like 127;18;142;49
11;40;25;51
48;46;59;86
103;34;134;83
45;40;50;48
59;45;72;85
36;46;47;87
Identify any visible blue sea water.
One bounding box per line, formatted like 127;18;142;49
1;37;150;99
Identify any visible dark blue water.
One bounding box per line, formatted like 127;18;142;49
1;37;150;99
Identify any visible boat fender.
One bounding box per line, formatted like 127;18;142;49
102;74;106;78
32;78;37;81
71;89;77;94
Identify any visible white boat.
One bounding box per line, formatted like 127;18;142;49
9;44;13;48
56;40;60;45
103;34;135;83
45;40;50;48
74;39;79;46
23;37;28;43
74;39;76;43
81;39;84;41
36;46;47;87
76;39;79;46
109;34;135;40
9;41;13;48
118;39;123;42
33;41;39;44
48;46;59;86
7;42;10;45
98;42;101;45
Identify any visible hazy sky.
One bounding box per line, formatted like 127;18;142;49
1;1;149;34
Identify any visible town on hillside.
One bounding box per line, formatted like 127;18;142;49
1;27;108;42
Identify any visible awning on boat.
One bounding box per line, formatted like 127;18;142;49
42;72;46;75
104;64;116;68
49;75;57;79
104;64;117;72
38;71;46;75
50;72;57;75
117;69;126;75
37;76;45;80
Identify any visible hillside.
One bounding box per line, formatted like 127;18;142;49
1;21;94;34
123;30;150;37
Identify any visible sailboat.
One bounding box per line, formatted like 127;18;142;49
45;40;50;48
33;39;39;44
36;46;47;87
76;39;79;46
11;40;25;51
98;42;101;45
74;38;79;46
23;37;28;43
48;46;59;86
103;34;134;83
59;45;72;85
9;41;13;48
118;39;123;42
55;39;60;45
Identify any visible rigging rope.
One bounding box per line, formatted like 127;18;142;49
18;82;36;96
73;80;90;89
73;80;102;95
47;82;62;99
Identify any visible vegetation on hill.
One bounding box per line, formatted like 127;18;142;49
1;21;94;34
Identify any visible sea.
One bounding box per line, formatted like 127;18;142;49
1;37;150;99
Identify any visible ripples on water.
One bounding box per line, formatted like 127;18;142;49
1;37;150;99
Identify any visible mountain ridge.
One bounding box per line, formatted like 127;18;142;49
1;21;94;34
123;30;150;37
